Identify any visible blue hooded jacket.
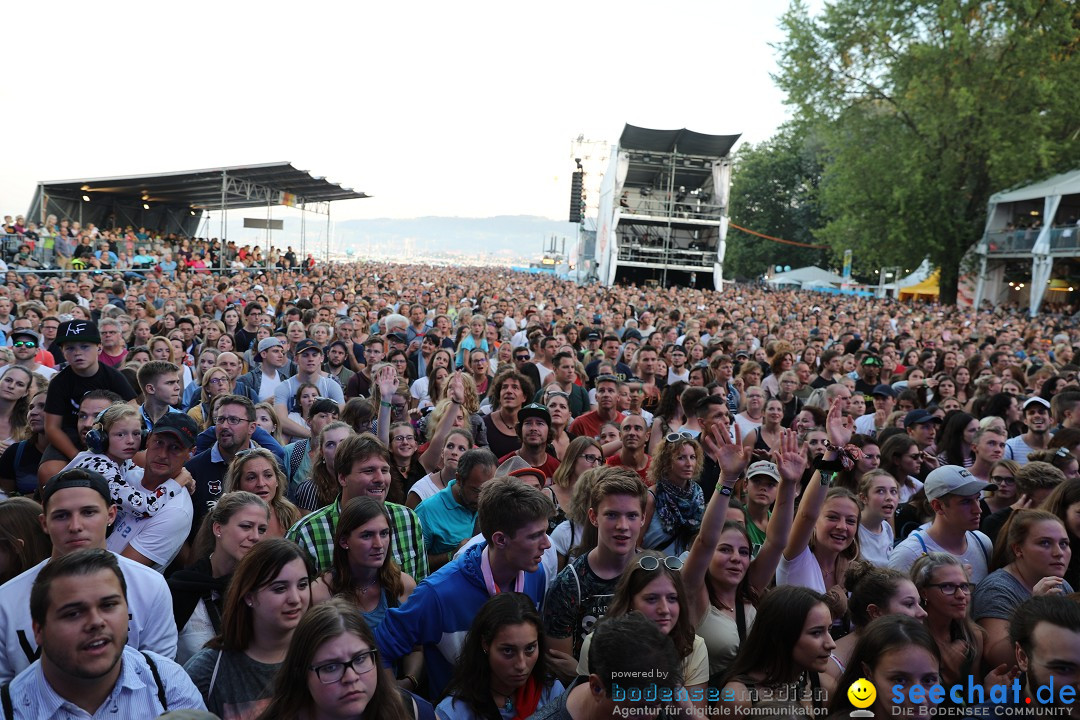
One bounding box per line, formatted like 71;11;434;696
373;541;547;697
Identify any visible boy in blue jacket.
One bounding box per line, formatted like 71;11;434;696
374;476;554;697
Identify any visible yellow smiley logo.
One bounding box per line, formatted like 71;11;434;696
847;678;876;709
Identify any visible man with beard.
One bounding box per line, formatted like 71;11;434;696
287;432;427;580
2;549;203;717
496;404;561;480
1006;397;1052;464
345;335;386;400
0;471;177;684
570;375;625;439
323;339;354;392
853;355;883;396
1006;596;1080;712
184;395;259;546
417;448;497;572
9;328;56;380
605;413;651;484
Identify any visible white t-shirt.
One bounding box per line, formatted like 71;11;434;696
776;546;827;593
410;377;432;407
889;527;993;583
858;521;895;567
274;375;344;413
408;473;445;505
106;471;194;573
551;519;585;560
258;368;284;402
0;554;177;682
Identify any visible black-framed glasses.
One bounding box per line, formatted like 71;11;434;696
927;582;975;596
665;431;695;443
638;555;683;571
391;434;415;444
310;650;378;684
581;453;603;465
215;415;249;426
990;475;1015;485
514;354;530;361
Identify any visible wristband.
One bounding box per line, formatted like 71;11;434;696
380;401;392;408
813;455;845;472
819;470;836;487
403;674;418;689
716;484;734;497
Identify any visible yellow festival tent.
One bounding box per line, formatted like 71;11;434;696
899;270;940;300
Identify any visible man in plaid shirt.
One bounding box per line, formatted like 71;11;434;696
287;432;428;580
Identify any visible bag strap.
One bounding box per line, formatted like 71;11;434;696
208;649;223;698
912;530;930;555
13;441;25;471
1;682;11;719
141;651;168;712
735;599;747;643
968;531;990;565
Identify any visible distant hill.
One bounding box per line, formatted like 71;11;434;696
225;215;579;262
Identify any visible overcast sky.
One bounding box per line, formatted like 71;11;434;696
1;0;801;223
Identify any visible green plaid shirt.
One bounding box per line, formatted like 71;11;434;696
287;497;429;580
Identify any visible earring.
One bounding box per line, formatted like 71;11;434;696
343;544;349;550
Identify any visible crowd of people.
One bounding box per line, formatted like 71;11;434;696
0;227;1077;718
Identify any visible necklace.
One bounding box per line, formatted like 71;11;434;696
492;691;513;711
356;578;378;596
716;599;736;613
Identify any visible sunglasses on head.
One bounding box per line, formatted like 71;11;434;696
665;431;696;443
637;555;683;572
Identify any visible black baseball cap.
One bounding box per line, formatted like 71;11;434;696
294;338;323;355
151;413;199;448
41;468;111;508
56;319;101;345
517;403;551;426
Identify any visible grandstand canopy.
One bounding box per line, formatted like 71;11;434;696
619;124;741;158
618;124;741;193
28;162;369;237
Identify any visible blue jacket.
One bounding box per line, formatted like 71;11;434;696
373;541;546;697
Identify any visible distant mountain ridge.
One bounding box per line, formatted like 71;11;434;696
227;215;578;260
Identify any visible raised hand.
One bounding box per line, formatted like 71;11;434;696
702;418;748;479
376;364;399;399
825;398;852;448
448;372;466;405
772;429;807;484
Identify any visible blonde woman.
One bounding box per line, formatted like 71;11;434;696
223;447;301;537
255;402;284;445
189;367;234;429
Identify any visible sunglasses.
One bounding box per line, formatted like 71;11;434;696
13;341;37;348
637;555;683;572
665;431;696;443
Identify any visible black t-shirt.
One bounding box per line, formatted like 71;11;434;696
0;440;44;495
44;363;137;431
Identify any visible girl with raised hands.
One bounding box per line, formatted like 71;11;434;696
683;419;806;685
778;399;862;630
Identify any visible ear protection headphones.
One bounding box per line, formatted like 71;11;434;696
85;406;149;455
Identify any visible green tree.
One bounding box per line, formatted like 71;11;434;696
775;0;1080;303
726;124;829;280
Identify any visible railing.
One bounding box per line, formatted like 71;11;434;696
616;243;717;268
986;227;1080;254
619;196;726;222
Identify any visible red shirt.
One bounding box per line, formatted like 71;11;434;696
497;450;562;481
569;410;625;439
606;453;652;485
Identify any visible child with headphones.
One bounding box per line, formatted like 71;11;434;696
62;402;187;519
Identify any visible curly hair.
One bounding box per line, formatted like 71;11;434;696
648;434;703;486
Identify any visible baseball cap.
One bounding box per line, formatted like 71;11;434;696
294;338;323;355
586;330;601;341
255;337;286;362
623;328;643;342
56;319;101;345
904;409;942;427
517;403;551;427
387;331;407;343
746;461;781;484
861;356;884;367
10;328;40;345
151;413;199;448
924;465;996;500
1023;397;1051;411
41;468;111;508
871;384;897;398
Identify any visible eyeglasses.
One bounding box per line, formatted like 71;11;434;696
637;555;683;572
215;415;250;426
990;475;1015;485
13;341;37;348
926;582;975;596
514;355;530;361
545;390;570;400
208;377;229;386
581;453;603;465
310;650;378;684
391;434;415;444
665;431;696;443
1055;447;1073;460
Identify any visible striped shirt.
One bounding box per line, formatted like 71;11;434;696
6;647;205;719
287;497;429;580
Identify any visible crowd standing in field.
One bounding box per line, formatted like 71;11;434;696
0;217;1079;718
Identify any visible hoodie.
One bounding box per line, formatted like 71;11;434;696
373;541;547;697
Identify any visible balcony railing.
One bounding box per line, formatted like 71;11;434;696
617;243;717;268
986;228;1080;254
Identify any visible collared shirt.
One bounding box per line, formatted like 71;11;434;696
139;404;181;433
7;646;204;719
287;497;428;580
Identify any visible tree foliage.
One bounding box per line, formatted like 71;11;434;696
775;0;1080;303
726;124;829;280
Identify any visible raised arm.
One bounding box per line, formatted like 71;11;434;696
782;399;850;561
684;419;748;624
374;365;398;447
419;373;465;473
748;429;805;594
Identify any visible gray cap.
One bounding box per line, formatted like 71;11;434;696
746;460;781;483
924;465;996;501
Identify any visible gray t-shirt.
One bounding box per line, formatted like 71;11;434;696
972;568;1074;621
888;529;993;584
183;648;280;719
273;374;344;414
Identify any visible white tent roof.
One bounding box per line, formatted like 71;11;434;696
990;168;1080;204
766;266;846;287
